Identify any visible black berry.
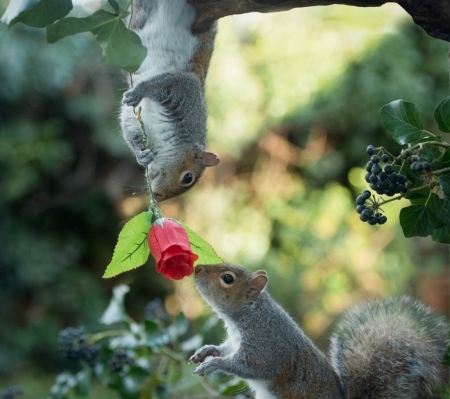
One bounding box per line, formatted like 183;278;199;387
356;205;365;214
366;161;374;172
58;327;99;367
370;155;380;164
384;165;394;174
371;164;382;175
356;195;365;205
1;386;22;399
362;190;371;200
366;145;375;155
381;154;389;162
108;351;135;373
378;215;387;224
368;216;378;225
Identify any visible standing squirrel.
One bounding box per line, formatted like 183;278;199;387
120;0;220;201
190;263;449;399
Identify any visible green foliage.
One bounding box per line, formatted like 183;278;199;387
1;0;72;28
103;212;152;279
46;8;147;72
2;0;146;71
103;212;223;278
182;223;223;266
434;98;450;133
379;100;424;145
45;287;244;399
358;97;450;243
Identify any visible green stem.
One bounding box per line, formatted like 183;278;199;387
433;166;450;176
422;129;437;138
410;141;449;150
398;158;406;174
424;189;433;206
376;183;430;207
88;330;127;344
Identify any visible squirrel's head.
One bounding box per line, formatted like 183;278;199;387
194;263;268;315
148;148;219;201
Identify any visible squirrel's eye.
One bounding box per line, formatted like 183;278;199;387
180;172;194;186
221;274;234;285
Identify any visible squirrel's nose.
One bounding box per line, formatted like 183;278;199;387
195;266;203;274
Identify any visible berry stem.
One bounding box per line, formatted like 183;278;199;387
410;140;449;150
432;166;450;176
88;330;128;344
375;183;430;207
378;146;397;161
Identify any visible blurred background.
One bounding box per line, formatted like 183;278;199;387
0;0;449;396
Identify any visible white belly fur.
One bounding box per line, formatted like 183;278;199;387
133;0;198;84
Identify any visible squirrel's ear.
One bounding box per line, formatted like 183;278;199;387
254;270;267;276
246;275;268;299
200;151;220;167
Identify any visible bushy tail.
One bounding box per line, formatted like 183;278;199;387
329;296;449;399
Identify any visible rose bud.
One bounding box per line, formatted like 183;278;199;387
148;218;199;280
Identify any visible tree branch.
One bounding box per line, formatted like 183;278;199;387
188;0;450;42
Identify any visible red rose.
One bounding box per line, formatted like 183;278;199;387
148;218;199;280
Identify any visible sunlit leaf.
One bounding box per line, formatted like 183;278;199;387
180;223;223;265
103;212;151;278
100;284;130;324
46;9;146;72
1;0;72;28
434;96;450;133
379;100;423;144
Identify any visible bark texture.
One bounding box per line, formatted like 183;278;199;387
188;0;450;42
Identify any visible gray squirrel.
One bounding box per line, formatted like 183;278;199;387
120;0;220;201
190;263;449;399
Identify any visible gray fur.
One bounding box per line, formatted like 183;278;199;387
119;0;219;201
329;296;449;399
122;72;206;163
192;264;449;399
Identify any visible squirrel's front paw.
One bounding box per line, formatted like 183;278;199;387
136;149;156;166
122;89;143;108
189;345;221;364
194;358;221;377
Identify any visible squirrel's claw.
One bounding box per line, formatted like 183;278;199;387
122;89;143;108
136;148;156;166
189;345;221;364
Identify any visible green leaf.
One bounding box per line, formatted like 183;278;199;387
107;0;120;14
100;284;130;324
432;225;450;244
180;223;223;265
399;203;438;238
439;175;450;197
46;9;147;72
379;100;424;145
2;0;72;28
434;97;450;133
103;211;151;278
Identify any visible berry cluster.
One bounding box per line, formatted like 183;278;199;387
410;159;431;172
58;327;99;367
108;351;135;373
357;145;412;226
355;190;387;225
364;147;408;197
1;386;22;399
145;298;170;323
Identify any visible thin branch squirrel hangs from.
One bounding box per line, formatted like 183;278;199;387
191;263;449;399
121;0;220;202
